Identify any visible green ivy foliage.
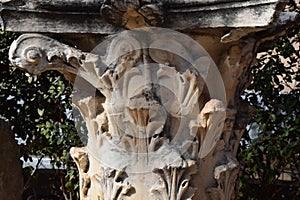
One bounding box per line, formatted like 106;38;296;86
0;31;81;198
239;26;300;199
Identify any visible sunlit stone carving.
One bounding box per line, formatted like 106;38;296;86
9;29;228;199
4;0;299;199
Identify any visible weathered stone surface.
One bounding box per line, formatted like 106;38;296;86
7;25;288;199
0;119;23;200
0;0;285;34
3;0;300;199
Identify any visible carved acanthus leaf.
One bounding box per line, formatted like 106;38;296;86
70;147;91;198
192;99;226;159
206;152;239;200
215;153;239;180
151;162;197;200
93;168;134;200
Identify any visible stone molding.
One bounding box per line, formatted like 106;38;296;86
1;0;286;33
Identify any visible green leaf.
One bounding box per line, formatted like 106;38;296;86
28;76;33;84
46;121;51;128
270;114;276;121
37;108;44;116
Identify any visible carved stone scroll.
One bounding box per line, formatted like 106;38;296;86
9;34;106;84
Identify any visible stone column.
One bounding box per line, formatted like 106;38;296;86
0;120;23;200
2;0;299;199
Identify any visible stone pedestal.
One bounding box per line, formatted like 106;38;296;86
2;0;299;199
